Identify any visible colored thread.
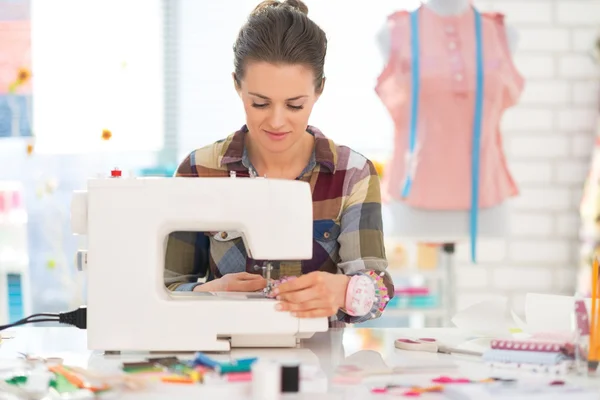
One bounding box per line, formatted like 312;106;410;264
48;365;109;392
251;360;281;400
161;375;194;384
192;352;220;369
281;363;300;393
219;363;253;374
226;372;253;382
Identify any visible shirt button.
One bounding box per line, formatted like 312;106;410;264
221;232;228;239
448;41;457;50
323;232;330;239
454;73;463;81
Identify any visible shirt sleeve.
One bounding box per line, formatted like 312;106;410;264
163;152;210;291
335;159;395;324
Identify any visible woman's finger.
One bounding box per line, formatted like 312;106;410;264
238;272;265;280
292;307;339;318
276;299;330;312
275;272;319;294
277;286;322;304
230;278;266;292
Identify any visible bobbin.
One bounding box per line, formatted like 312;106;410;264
281;362;300;393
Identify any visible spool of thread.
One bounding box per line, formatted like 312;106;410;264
251;360;281;400
281;363;300;392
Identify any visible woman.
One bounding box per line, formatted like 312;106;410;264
164;0;394;325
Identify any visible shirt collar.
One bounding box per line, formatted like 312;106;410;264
219;125;336;173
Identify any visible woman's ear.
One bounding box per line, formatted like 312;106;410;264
232;72;242;96
315;77;326;100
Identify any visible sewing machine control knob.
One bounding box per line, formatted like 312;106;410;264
111;168;122;178
75;250;88;271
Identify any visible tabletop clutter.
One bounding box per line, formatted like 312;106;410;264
1;328;599;399
0;349;316;399
1;260;600;398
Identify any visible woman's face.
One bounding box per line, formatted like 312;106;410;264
235;61;322;154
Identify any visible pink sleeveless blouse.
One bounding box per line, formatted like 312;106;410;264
375;6;524;210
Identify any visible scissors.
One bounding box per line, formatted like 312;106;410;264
394;337;482;357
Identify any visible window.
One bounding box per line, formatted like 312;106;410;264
177;0;420;160
31;0;164;154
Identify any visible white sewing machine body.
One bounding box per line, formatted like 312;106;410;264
71;175;328;352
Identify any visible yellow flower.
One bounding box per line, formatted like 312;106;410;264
372;160;385;177
16;67;31;85
7;67;31;93
101;129;112;140
26;143;34;155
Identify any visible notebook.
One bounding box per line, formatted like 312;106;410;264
483;349;571;365
490;339;573;355
484;360;572;375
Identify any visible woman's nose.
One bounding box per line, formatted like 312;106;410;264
267;106;286;129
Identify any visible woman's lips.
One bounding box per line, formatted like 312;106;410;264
264;130;289;141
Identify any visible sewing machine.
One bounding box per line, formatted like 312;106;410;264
70;171;329;352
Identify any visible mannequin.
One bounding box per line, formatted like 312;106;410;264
376;0;522;260
378;0;520;58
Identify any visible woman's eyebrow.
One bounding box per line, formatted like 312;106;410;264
248;92;308;101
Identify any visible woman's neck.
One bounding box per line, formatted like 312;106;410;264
425;0;470;16
246;132;315;179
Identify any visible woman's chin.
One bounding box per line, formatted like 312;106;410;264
261;136;295;152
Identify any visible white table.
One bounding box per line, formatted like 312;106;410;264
0;327;599;399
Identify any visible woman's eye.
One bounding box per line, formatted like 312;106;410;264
251;102;303;110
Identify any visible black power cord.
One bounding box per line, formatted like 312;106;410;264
0;306;87;332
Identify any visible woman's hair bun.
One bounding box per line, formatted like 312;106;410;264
252;0;309;15
282;0;308;14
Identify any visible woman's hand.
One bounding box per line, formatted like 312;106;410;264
273;272;350;318
193;272;266;292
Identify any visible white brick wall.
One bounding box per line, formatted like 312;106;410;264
457;0;600;316
176;0;600;321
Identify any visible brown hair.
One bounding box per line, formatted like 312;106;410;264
233;0;327;92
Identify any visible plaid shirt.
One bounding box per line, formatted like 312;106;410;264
164;125;394;324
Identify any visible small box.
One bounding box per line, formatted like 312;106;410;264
416;243;438;270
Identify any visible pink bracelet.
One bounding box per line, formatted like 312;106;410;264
344;275;375;316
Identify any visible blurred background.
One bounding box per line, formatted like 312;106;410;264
1;0;599;329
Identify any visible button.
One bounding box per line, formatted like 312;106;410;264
323;232;330;239
454;73;463;81
221;232;228;239
448;41;457;50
